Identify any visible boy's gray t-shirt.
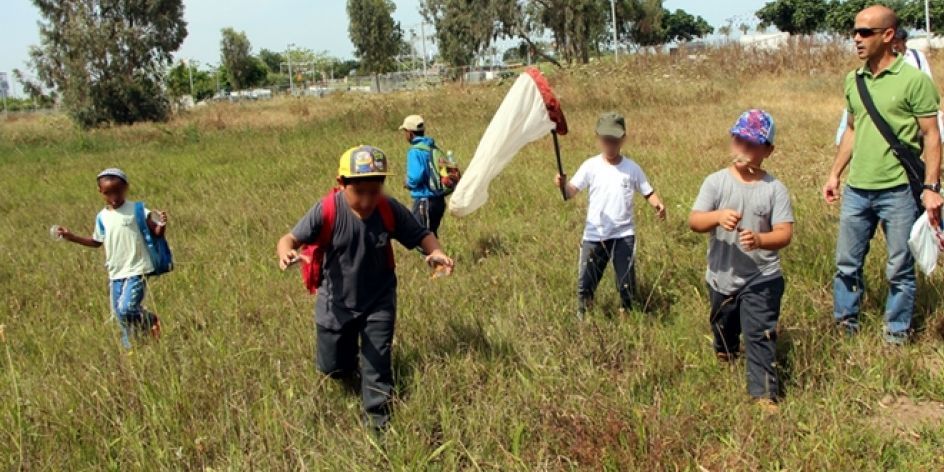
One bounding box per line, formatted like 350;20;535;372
692;169;794;295
291;193;430;329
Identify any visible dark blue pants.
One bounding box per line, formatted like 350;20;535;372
709;277;785;400
411;195;446;237
316;308;395;430
577;237;636;313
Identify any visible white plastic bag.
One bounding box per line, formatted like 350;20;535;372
908;211;944;275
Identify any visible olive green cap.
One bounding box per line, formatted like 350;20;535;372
595;112;626;139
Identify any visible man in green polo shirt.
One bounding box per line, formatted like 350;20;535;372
822;5;942;345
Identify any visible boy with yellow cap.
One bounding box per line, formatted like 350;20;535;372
276;145;454;431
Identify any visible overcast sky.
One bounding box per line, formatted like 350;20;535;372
0;0;768;96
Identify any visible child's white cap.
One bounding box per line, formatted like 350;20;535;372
97;168;128;183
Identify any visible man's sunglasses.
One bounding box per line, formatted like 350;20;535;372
852;27;889;38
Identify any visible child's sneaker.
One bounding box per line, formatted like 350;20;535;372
753;398;780;415
148;312;161;339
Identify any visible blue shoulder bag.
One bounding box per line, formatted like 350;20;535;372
133;201;174;276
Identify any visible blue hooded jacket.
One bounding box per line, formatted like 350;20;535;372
406;136;441;199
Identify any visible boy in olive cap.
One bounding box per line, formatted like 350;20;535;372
57;168;167;348
276;145;454;431
688;109;794;410
555;112;666;319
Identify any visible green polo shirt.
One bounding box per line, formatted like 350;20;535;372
844;54;940;190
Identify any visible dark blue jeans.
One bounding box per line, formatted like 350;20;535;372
833;185;918;335
577;237;636;313
710;277;785;400
411;195;446;237
316;307;395;430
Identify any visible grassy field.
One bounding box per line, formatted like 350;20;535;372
2;45;944;470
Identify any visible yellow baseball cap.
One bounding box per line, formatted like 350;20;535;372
337;145;395;178
398;115;425;132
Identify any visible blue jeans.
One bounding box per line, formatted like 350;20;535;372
833;185;918;334
109;276;153;348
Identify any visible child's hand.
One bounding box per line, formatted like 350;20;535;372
739;229;761;251
554;173;566;188
155;211;168;226
425;250;455;277
653;202;666;221
278;249;308;271
57;226;73;241
717;209;742;231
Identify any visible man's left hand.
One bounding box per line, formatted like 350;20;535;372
923;190;943;228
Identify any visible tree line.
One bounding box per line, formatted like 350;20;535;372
13;0;944;128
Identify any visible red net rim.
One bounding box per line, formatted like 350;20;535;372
525;67;568;136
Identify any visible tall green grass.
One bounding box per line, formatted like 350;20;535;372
1;46;943;470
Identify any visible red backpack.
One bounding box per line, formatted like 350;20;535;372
300;189;397;294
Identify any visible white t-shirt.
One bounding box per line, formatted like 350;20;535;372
93;202;154;280
570;155;654;242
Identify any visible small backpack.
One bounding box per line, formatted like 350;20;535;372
133;202;174;276
97;202;173;276
299;190;397;295
411;143;462;195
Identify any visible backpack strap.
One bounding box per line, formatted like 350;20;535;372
911;49;922;70
133;202;152;242
317;189;338;248
133;201;159;273
377;197;397;269
855;73;926;205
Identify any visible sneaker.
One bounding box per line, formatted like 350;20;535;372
576;309;586;322
753;397;780;415
716;351;737;363
149;314;161;340
883;331;908;346
837;318;860;337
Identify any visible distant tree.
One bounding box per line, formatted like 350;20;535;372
220;28;267;90
757;23;769;33
718;25;733;38
21;0;187;127
757;0;829;35
166;61;215;101
739;23;751;35
334;59;361;78
12;69;56;108
662;8;715;43
824;0;906;36
347;0;402;82
259;48;285;73
899;0;944;33
534;0;610;63
628;0;668;47
421;0;517;67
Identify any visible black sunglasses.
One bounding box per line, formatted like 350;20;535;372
852;27;888;38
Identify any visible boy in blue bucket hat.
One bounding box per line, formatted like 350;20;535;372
688;109;795;411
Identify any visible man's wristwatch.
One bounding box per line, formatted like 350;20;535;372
923;183;942;193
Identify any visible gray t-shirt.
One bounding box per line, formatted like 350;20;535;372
692;169;794;295
291;193;430;329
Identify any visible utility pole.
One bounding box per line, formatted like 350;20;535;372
420;22;429;76
926;0;932;38
287;43;296;96
183;59;194;97
0;72;8;117
610;0;619;62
